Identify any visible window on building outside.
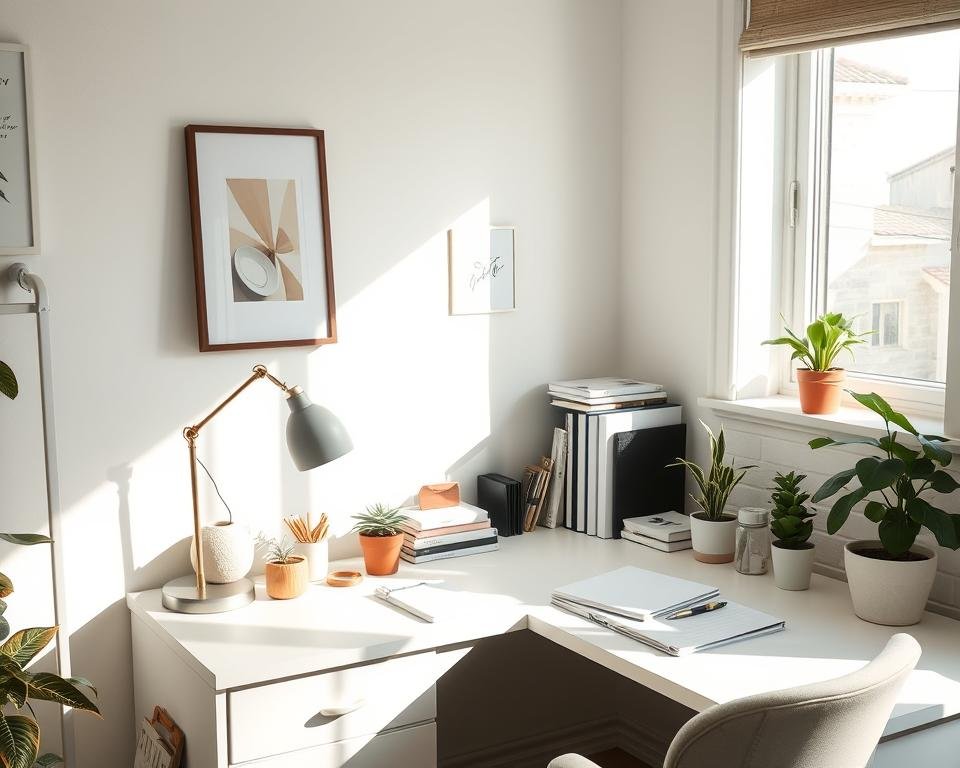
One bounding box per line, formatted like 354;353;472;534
815;30;959;386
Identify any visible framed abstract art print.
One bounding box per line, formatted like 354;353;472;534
185;125;337;351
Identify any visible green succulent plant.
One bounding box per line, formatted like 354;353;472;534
669;421;755;521
810;391;960;558
255;533;297;565
762;312;872;372
351;504;408;537
769;472;816;549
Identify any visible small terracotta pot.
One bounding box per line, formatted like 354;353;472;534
359;533;404;575
796;368;845;414
265;556;309;599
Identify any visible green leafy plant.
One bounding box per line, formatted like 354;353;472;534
769;472;815;549
0;360;17;400
669;421;755;521
255;533;296;564
351;504;408;537
762;312;872;372
0;534;100;768
810;391;960;558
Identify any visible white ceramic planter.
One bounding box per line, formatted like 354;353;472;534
190;521;254;584
844;540;938;626
690;513;737;564
293;540;329;582
772;543;815;591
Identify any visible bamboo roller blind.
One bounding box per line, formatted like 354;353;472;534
740;0;960;56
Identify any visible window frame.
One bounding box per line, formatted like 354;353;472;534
775;41;959;417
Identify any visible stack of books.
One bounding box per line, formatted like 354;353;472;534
548;377;668;413
621;511;692;552
400;502;500;563
521;456;553;532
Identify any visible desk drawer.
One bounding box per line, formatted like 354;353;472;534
231;722;437;767
229;652;437;764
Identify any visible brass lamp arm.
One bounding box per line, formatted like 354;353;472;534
183;364;292;599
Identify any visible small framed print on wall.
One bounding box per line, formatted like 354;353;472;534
185;125;337;352
448;225;516;315
0;43;40;256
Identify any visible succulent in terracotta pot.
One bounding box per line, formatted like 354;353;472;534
351;504;409;576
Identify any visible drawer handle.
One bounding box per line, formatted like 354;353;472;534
318;698;366;718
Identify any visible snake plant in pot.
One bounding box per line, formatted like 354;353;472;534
670;421;755;564
762;312;872;414
0;362;101;767
810;391;960;625
769;472;817;591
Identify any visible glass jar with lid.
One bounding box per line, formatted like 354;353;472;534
735;507;770;575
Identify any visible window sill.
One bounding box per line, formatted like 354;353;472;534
698;395;958;450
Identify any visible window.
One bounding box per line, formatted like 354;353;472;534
871;301;902;347
735;26;960;411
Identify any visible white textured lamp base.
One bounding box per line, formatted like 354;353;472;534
161;574;256;614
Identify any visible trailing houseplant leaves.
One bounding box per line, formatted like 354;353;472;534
0;713;40;768
0;627;57;668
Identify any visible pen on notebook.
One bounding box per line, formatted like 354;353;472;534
665;601;727;620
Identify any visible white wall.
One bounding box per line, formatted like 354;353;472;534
0;1;623;763
620;0;723;478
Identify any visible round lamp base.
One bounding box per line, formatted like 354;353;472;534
161;574;255;614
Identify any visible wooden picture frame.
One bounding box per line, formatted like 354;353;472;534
185;125;337;352
0;43;40;256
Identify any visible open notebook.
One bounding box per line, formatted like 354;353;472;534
552;566;719;621
555;598;784;656
374;581;464;623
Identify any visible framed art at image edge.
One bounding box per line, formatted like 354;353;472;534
448;225;516;315
0;42;40;256
185;125;338;352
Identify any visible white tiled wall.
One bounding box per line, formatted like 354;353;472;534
716;417;960;620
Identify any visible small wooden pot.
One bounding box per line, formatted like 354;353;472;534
265;556;309;599
359;533;404;576
796;368;845;414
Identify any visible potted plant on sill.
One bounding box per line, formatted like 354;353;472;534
1;361;101;767
769;471;817;590
257;534;309;599
352;504;409;576
810;391;960;625
762;312;872;414
670;421;754;564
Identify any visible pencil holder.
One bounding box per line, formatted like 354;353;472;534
293;540;329;582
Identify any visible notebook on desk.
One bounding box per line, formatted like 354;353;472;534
552;565;718;621
556;598;785;656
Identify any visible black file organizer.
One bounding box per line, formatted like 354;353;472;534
611;423;687;539
476;473;523;536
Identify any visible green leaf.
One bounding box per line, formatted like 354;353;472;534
826;487;870;534
855;457;904;491
812;467;858;503
918;434;952;466
0;713;39;768
905;498;959;549
22;673;100;714
848;391;892;419
864;500;887;523
908;457;936;479
0;536;52;547
34;755;63;768
928;471;960;494
886;410;919;436
880;436;920;464
808;436;881;450
65;676;98;698
0;362;17;401
878;511;921;557
0;574;11;600
1;628;57;668
0;618;7;644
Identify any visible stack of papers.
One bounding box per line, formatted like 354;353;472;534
374;581;464;623
552;566;785;656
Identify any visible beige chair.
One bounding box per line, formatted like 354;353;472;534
549;633;921;768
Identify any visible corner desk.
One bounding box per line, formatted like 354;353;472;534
127;529;960;767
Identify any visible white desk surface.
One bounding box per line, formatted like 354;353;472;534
127;528;960;733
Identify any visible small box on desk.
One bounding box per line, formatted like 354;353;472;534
476;473;523;536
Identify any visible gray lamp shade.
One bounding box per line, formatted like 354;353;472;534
284;389;354;471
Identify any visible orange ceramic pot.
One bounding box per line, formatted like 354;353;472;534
359;533;404;575
796;368;845;414
265;556;309;599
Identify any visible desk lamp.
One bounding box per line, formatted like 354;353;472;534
162;364;353;613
